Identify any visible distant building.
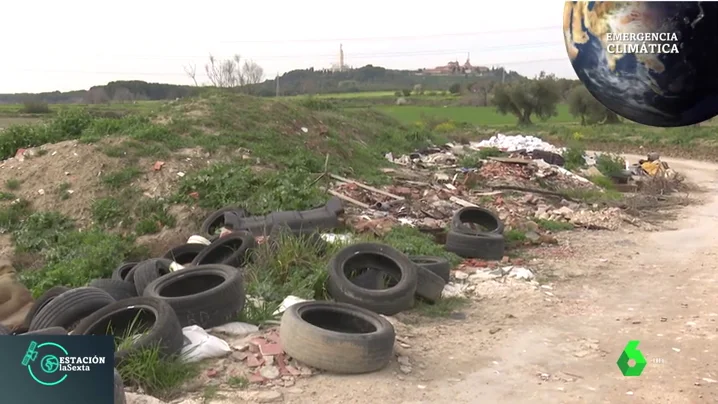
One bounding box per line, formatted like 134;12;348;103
330;44;349;72
419;53;489;76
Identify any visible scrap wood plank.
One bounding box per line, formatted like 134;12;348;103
330;174;405;201
487;157;535;165
328;189;371;209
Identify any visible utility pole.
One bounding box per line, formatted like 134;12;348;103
275;73;280;97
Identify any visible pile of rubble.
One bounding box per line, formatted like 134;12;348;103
334;135;640;240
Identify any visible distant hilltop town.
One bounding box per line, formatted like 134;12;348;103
418;54;490;76
328;45;493;76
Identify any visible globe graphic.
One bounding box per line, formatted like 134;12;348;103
563;2;718;127
40;355;60;374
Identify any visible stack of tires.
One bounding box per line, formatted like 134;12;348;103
278;242;451;375
13;252;250;403
444;206;506;260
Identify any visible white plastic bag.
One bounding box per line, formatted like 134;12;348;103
187;235;211;245
272;295;311;316
180;325;231;363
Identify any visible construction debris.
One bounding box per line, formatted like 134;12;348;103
337;136;655;240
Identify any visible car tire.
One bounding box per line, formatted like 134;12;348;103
162;243;207;265
111;262;139;282
191;232;256;268
29;287;116;331
326;243;417;315
143;265;245;329
408;255;451;283
445;230;505;260
450;206;504;235
23;285;70;328
280;301;395;374
89;279;138;301
73;296;184;365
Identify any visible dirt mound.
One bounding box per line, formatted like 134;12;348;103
0;140;215;229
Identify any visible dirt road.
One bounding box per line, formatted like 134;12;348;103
286;156;718;404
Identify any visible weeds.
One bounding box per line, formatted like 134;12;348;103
101;167;143;189
5;179;21;190
378;226;462;266
57;182;72;200
244;231;335;304
562;142;587;171
536;219;573;232
595;153;626;177
19;228;142;297
414;297;469;318
12;212;75;252
118;345;198;400
176;163;326;213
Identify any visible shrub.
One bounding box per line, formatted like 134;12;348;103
20;101;51;114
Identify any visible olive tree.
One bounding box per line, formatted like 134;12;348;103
491;72;562;125
567;85;621;125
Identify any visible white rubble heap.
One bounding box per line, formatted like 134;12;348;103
470;134;564;154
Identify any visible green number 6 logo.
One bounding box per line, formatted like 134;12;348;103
617;340;647;376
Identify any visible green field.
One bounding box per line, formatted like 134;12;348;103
0;100;162;115
377;104;576;126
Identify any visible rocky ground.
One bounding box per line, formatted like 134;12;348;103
123;155;717;403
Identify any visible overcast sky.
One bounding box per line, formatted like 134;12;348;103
0;1;574;93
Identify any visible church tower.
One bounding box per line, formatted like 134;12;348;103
339;44;345;71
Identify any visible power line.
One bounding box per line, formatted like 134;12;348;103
42;41;560;61
215;25;559;44
4;57;569;78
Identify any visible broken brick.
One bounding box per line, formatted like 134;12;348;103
188;191;200;200
286;366;301;376
206;369;218;378
248;371;265;384
153;161;165;171
246;355;264;368
259;343;284;356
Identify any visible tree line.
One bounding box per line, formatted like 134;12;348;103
486;73;619;126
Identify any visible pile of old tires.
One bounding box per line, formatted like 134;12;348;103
444;206;505;260
5;255;250;403
279;242;452;375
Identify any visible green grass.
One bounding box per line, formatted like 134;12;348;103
378;104;575;126
0;101;162;115
414;297;470;318
282;91;398;99
116;341;198;400
536;219;574;232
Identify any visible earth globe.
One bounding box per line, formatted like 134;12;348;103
563;1;718;127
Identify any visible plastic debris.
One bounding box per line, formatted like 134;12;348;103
180;325;231;363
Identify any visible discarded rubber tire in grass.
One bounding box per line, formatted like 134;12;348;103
444;230;505;260
191;232;256;268
408;255;451;283
162;243;207;265
326;243;417;316
131;258;174;295
22;326;68;335
73;296;184;365
280;301;395;374
29;287;116;331
112;262;139;283
414;265;445;303
0;324;10;335
450;206;504;235
114;369;126;404
23;285;70;328
143;264;245;329
200;207;249;238
89;279;138;301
